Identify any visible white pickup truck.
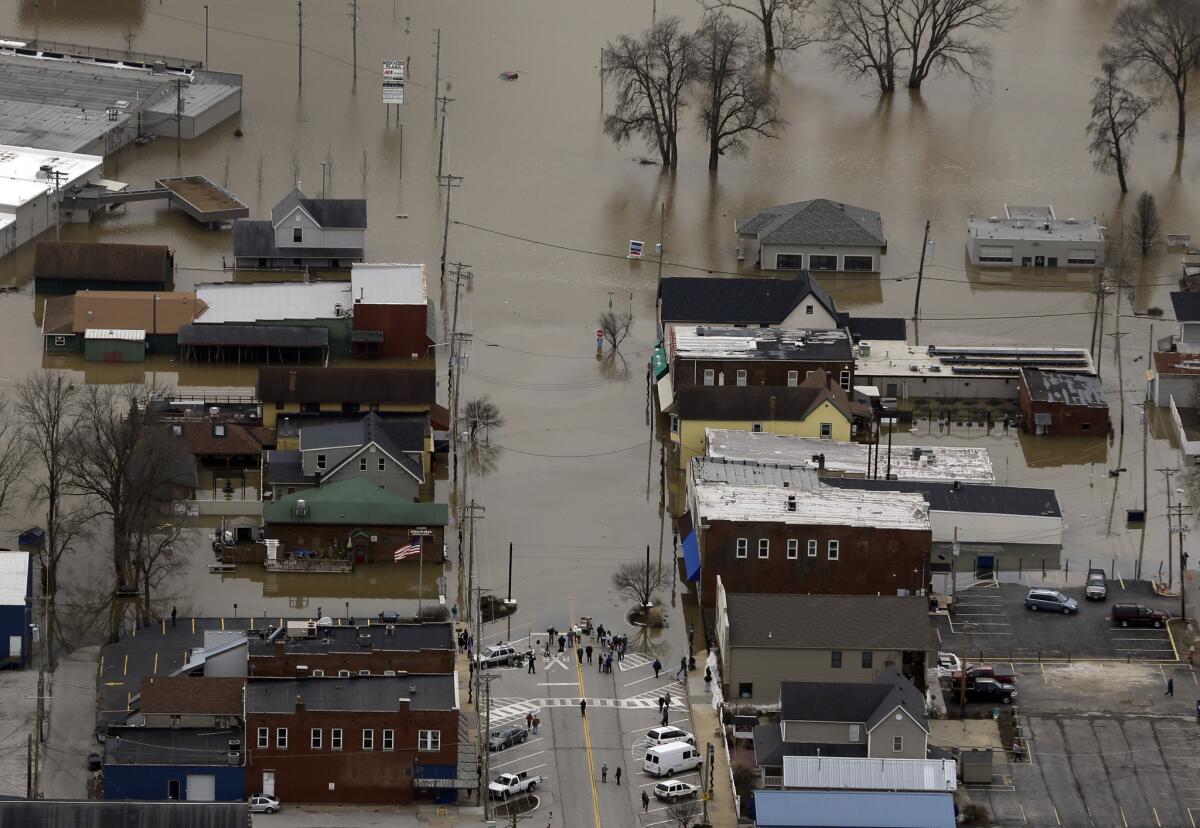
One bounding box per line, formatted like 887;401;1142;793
488;770;541;799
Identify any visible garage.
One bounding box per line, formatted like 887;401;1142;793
186;774;217;801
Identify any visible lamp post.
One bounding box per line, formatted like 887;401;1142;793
204;5;209;66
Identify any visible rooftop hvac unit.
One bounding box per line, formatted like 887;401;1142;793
1066;218;1078;224
989;216;999;223
334;303;344;317
286;621;317;639
294;499;308;517
859;341;871;357
227;751;240;765
228;739;241;750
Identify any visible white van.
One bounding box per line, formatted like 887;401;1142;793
643;742;703;777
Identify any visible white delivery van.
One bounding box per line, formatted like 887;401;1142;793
643;742;703;777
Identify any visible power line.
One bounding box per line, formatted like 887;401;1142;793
491;440;651;458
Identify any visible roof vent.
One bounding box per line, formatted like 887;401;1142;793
1065;217;1078;224
989;216;999;223
786;495;796;512
358;633;373;648
294;499;308;517
409;684;417;695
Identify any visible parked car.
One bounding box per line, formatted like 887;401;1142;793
489;770;540;799
249;795;281;814
1024;588;1078;614
1085;569;1108;600
951;664;1016;687
476;644;519;667
1111;603;1168;628
654;780;700;801
935;652;962;678
489;725;529;751
87;751;102;772
645;726;695;746
964;677;1017;704
643;742;704;777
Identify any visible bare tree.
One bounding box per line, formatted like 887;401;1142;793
462;396;505;446
256;152;265;190
129;516;186;625
665;799;701;828
703;0;816;64
1087;62;1154;193
820;0;904;93
289;145;302;189
599;311;635;351
0;400;32;518
612;559;669;608
1132;191;1161;254
892;0;1011;89
1106;0;1200;142
603;18;698;168
360;148;370;193
696;12;784;169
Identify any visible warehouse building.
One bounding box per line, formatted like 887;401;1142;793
0;551;32;668
0;144;106;257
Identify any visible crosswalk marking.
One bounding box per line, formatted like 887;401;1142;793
619;653;653;671
484;695;687;723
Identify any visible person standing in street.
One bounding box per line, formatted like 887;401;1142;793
532;714;540;734
642;790;650;812
526;712;533;730
601;762;608;783
660;706;669;726
615;766;622;785
171;606;177;626
576;646;584;664
580;699;587;716
586;644;593;663
704;666;712;693
527;650;536;674
653;658;661;678
1167;677;1175;697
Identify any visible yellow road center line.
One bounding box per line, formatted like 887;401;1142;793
161;619;166;635
220;617;225;631
577;654;602;828
191;618;196;635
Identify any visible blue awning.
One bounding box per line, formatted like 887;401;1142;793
682;531;701;582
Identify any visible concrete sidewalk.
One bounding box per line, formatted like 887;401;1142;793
40;645;101;800
682;612;739;828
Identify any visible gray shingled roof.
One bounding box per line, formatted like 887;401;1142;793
233;220;364;259
725;594;935;651
737;199;885;247
779;670;928;733
264;450;313;486
300;412;424;481
1020;368;1106;407
269;189;367;228
247;674;455;712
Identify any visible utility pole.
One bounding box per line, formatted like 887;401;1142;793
438;173;463;283
477;670;498;820
435;96;454;182
203;5;209;66
506;542;514;640
645;544;652;609
1160;468;1177;590
297;1;303;90
1096;278;1106;381
884;415;895;480
463;501;486;626
599;48;604;111
657;201;666;290
349;0;358;81
433;28;442;118
1089;272;1103;362
175;78;184;160
1174;502;1190;620
1136;325;1152;580
912;220;931;345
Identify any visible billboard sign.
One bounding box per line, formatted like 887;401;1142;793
382;60;405;104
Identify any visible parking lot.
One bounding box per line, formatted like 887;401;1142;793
935;582;1180;662
961;662;1200;827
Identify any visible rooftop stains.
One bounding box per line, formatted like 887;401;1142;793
671;326;853;361
693;481;930;530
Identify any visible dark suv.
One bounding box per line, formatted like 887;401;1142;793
1111;603;1168;628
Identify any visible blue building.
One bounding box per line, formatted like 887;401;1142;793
103;727;246;802
0;551;32;668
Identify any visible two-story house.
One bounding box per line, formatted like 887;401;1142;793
264;412;428;501
233;189;366;270
753;669;931;785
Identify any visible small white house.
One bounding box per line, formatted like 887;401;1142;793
736;199;886;273
967;205;1105;268
234;189;366;269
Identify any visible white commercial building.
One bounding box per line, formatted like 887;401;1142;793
967;205;1105;268
0;144;104;257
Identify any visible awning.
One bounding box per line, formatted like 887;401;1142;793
682;530;701;582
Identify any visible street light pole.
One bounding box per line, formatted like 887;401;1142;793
204;5;209;66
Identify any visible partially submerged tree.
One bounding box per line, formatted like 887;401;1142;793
599;311;635;351
702;0;816;64
129;517;186;625
696;12;784;169
1106;0;1200;142
603;17;698;168
612;559;669;608
1132;191;1160;254
892;0;1012;89
1086;62;1154;193
462;396;504;446
820;0;904;93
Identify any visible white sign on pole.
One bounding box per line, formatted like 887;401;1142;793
628;240;644;259
382;60;406;104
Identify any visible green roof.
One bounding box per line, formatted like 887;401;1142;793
652;342;669;381
264;478;449;527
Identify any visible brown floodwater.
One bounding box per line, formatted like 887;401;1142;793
0;0;1197;641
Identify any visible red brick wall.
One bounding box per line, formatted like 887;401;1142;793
673;358;853;390
250;647;454;677
246;704;459;803
1018;376;1110;436
699;519;932;606
352;304;430;359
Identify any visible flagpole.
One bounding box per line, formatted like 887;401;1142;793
417;536;424;616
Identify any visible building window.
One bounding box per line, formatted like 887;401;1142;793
53;336;66;346
807;540;818;557
703;369;715;386
843;255;874;272
828;540;839;560
736;538;748;559
776;254;804;270
669;415;679;434
293;227;303;243
839;370;851;391
338;669;351;677
787;539;799;559
311;729;322;750
276;728;288;749
362;729;375;750
378;457;386;471
787;370;799;387
331;729;343;751
751;423;764;433
758;539;769;559
736;370;748;387
257;727;269;749
383;729;395;751
316;454;327;470
831;650;842;668
1081;422;1091;431
419;730;441;751
806;304;814;315
862;651;874;669
820;423;833;439
849;724;862;741
359;457;368;471
893;736;904;752
809;254;838;271
738;683;753;699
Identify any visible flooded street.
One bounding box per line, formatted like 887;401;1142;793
0;0;1196;640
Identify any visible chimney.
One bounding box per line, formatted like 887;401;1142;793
288;370;297;393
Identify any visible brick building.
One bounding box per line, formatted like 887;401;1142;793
670;327;855;392
245;675;461;804
349;263;433;359
1017;368;1109;436
688;481;931;607
248;622;455;677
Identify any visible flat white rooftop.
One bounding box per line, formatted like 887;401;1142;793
350;263;427;305
706;428;996;484
671;327;851;360
694;481;930;530
855;340;1094;379
195;281;352;325
968;208;1104;243
0;144;102;208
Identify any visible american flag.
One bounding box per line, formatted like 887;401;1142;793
393;538;422;562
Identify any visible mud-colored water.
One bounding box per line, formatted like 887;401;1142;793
0;0;1196;640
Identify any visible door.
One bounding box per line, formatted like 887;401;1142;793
353;537;368;564
975;555;995;578
186;774;216;801
263;771;276;796
1034;256;1045;266
167;780;181;800
1047;257;1058;267
8;636;20;658
1021;257;1033;267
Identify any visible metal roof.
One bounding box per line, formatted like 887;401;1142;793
694;481;930;530
0;551;29;606
1020;368;1106;407
104;725;243;766
178;324;328;348
967;210;1103;243
782;756;955;792
690;457;819;489
246;674;456;713
195;281;352;325
671;326;852;362
856;340;1095;379
84;328;145;340
351;263;427;305
753;790;956;828
0;801;250;828
824;478;1062;518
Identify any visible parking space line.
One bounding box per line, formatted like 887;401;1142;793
1121;806;1128;828
1153;807;1162;827
1189;807;1197;828
1052;804;1061;826
492;751;545;770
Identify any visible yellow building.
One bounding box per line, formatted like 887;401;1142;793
668;371;860;469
